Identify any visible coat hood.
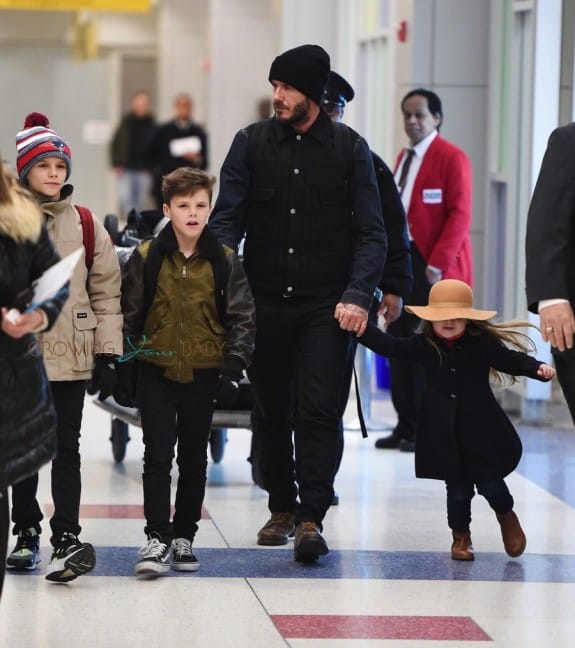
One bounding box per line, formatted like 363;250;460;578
0;185;43;243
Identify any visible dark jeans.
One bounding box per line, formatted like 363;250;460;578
11;380;87;545
137;362;218;544
251;296;350;527
445;478;514;531
387;243;430;441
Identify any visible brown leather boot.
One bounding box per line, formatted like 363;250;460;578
256;512;295;546
293;521;329;563
496;511;526;557
451;530;474;561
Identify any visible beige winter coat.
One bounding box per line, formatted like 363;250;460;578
38;185;123;380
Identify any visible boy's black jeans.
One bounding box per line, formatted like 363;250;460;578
11;380;87;545
137;362;218;544
446;478;514;531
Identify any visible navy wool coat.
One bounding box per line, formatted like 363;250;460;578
359;325;548;482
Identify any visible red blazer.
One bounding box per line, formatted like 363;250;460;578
395;135;474;286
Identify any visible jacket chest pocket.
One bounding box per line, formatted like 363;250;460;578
72;307;97;371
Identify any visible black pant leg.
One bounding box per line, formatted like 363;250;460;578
251;297;298;514
172;380;218;542
387;243;430;441
137;363;178;542
10;472;43;535
552;346;575;426
49;380;87;543
0;489;8;600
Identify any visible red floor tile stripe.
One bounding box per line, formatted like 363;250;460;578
43;504;210;519
271;615;492;641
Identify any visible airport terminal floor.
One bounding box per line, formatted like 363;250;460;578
1;390;574;647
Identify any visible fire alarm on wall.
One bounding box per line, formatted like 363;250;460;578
397;20;408;43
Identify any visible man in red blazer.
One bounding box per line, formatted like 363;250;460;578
376;88;474;451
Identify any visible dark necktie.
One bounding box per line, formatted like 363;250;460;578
397;148;415;197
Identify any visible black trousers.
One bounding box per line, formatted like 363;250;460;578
11;380;87;545
0;489;8;600
552;345;575;426
137;362;218;544
387;243;430;441
251;296;350;527
445;478;514;531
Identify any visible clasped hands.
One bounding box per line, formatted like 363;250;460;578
1;307;45;338
334;302;368;336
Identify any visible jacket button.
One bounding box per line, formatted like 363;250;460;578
294;168;300;174
451;393;456;398
288;248;294;254
290;208;296;214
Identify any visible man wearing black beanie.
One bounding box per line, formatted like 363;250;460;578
209;44;387;563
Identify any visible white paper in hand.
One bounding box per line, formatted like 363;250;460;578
169;136;202;156
28;248;83;310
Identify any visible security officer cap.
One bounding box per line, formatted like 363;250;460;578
323;71;355;106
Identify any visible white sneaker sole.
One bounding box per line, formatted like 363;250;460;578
45;544;96;583
171;561;200;572
135;561;170;578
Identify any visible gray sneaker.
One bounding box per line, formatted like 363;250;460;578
135;533;171;578
171;537;199;572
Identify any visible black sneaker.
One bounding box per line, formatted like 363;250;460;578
45;532;96;583
135;533;171;578
171;537;199;572
6;528;41;570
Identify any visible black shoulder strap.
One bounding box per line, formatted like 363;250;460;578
142;238;163;320
211;252;229;326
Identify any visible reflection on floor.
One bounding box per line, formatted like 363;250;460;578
1;392;574;647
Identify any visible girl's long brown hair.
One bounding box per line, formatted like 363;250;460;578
418;318;537;384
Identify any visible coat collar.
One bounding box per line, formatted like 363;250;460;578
156;221;225;261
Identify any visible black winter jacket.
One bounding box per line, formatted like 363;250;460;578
0;214;68;489
359;324;549;482
209;113;387;310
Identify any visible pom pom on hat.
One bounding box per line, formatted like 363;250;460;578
16;112;72;185
268;44;330;105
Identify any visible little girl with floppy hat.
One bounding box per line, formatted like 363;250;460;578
351;279;555;561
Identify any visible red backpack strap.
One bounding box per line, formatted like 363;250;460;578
75;205;95;271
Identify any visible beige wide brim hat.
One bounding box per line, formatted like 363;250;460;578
405;279;497;321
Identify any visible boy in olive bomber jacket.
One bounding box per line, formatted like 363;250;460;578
121;167;255;577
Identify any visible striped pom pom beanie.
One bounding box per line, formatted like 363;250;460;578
16;112;72;185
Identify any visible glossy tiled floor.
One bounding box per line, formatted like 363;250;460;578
1;389;574;647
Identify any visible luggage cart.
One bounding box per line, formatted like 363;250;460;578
93;395;252;465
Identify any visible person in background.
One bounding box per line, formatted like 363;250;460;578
354;279;555;561
209;44;386;563
0;160;68;600
7;113;123;583
526;123;575;425
321;70;412;503
149;92;209;209
110;90;157;217
121;167;255;577
375;88;473;453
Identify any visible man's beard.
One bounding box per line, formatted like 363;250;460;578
274;97;311;126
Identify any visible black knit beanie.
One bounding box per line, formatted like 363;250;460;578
268;44;330;104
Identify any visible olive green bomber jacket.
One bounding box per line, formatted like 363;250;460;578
121;223;255;382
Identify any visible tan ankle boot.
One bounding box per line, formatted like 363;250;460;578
496;511;526;557
451;530;474;561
